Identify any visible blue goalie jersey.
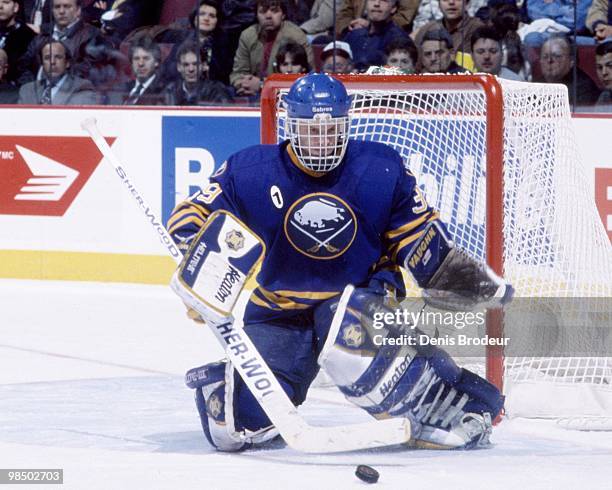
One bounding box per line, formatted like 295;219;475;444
168;140;440;324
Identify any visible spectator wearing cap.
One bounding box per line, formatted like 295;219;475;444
320;40;354;73
384;36;417;72
413;0;484;58
342;0;410;72
418;28;465;73
594;39;612;110
230;0;313;98
274;40;310;73
471;26;524;79
587;0;612;42
536;34;600;106
335;0;420;37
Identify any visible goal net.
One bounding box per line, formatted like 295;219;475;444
261;74;612;423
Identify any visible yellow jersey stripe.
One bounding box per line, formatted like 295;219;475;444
167;206;205;229
257;287;313;310
259;287;340;300
391;229;425;262
250;292;282;310
190;201;212;217
168;214;205;235
385;211;439;240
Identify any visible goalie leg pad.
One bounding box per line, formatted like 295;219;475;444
187;321;319;451
316;285;503;449
188;360;279;452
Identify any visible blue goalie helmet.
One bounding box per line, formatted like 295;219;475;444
283;73;352;173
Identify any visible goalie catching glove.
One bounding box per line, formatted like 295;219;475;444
404;221;513;311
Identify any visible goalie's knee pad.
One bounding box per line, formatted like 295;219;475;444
186;361;278;452
317;285;503;449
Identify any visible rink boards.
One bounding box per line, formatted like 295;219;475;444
0;106;610;283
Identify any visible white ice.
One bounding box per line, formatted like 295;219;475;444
1;279;611;490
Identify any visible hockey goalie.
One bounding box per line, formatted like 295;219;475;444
167;73;513;452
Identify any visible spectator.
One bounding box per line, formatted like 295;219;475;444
537;34;600;106
320;40;354;73
17;0;102;84
284;0;312;26
83;1;163;44
418;28;465;72
489;2;530;79
594;39;612;110
164;40;232;105
160;0;227;84
18;37;97;104
412;0;486;32
274;40;310;73
215;0;256;90
107;35;165;105
413;0;484;56
0;47;18;102
335;0;420;37
520;0;594;48
0;0;37;82
22;0;51;29
384;36;417;72
300;0;334;40
230;0;313;98
343;0;410;71
471;25;524;79
587;0;612;42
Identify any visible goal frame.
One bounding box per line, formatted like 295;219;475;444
260;73;507;392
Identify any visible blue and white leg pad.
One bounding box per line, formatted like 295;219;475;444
171;210;265;326
318;285;504;449
186;361;279;451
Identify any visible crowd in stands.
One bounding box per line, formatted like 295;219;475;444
0;0;610;110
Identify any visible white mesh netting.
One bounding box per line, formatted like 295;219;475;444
271;75;612;422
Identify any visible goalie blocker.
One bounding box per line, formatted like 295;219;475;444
404;221;514;311
170;210;265;327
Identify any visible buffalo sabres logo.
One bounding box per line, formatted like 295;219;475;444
342;323;364;348
207;393;223;419
284;193;357;259
225;229;245;251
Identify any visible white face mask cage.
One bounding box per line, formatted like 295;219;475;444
285;113;350;173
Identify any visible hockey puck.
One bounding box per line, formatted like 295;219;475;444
355;464;379;484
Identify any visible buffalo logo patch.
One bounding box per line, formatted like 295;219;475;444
342;323;364;348
225;229;245;251
284;193;357;259
207;393;223;419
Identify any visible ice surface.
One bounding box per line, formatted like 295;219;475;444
1;280;611;489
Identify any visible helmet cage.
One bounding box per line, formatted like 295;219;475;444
286;112;350;173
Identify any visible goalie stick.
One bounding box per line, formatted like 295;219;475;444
81;118;412;454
